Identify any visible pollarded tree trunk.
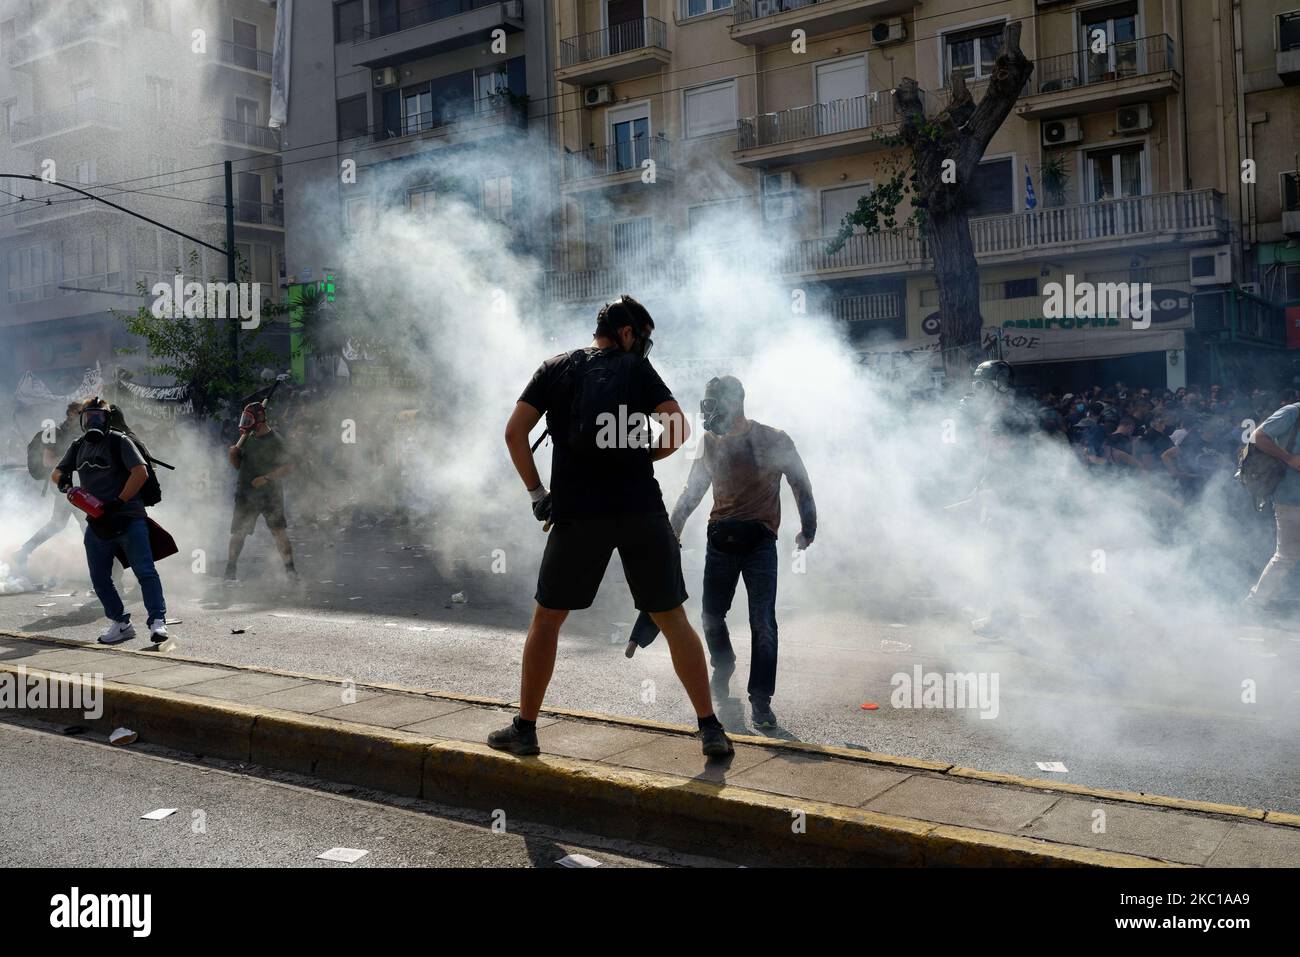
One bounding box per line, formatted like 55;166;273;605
895;21;1034;381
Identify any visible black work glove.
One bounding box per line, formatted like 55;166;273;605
531;491;552;523
58;480;73;495
100;497;123;515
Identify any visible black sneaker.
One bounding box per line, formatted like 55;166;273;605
487;716;540;756
699;724;734;758
751;700;777;729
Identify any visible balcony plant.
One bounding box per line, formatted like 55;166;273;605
1039;154;1071;207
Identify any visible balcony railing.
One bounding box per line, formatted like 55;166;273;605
560;17;668;66
739;91;902;149
785;189;1223;274
1034;34;1176;94
352;0;501;41
734;0;825;25
562;137;671;181
219;118;281;150
832;292;902;322
5;16;117;63
366;99;525;143
216;40;272;73
12;99;121;143
207;197;285;227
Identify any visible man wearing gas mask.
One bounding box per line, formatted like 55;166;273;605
630;375;817;729
225;400;297;584
51;398;171;648
492;295;734;759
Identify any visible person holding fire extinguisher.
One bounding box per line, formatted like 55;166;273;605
224;399;298;585
51;398;174;649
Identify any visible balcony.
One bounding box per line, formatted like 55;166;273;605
352;1;523;67
207;197;285;230
5;16;119;68
556;17;670;86
11;99;122;147
736;91;908;167
832;292;902;323
1018;34;1180;120
561;137;673;192
211;118;282;153
208;40;273;75
730;0;916;46
355;101;527;162
784;189;1225;278
11;194;105;229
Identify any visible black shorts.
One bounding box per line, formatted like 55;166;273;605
231;490;287;536
536;512;687;613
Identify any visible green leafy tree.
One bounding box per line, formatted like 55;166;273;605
828;22;1034;379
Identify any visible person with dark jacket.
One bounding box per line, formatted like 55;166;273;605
51;398;172;649
13;401;81;570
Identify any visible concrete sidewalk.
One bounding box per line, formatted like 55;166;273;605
3;629;1298;866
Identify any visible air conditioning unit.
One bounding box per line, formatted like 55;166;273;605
1189;245;1232;287
503;0;523;18
583;84;614;108
1115;103;1152;133
762;171;796;195
1283;209;1300;237
1041;117;1082;147
871;18;906;46
373;67;399;89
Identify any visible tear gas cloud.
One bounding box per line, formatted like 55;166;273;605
0;0;1278;760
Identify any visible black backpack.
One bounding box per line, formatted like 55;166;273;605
25;429;48;479
562;348;640;453
68;430;164;507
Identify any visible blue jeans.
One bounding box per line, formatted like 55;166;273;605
84;518;166;624
701;538;779;703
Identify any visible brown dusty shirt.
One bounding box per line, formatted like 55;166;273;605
669;420;816;540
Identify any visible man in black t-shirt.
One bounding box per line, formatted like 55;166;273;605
225;401;297;583
490;295;733;759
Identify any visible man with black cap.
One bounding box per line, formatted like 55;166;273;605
491;295;733;758
628;375;816;730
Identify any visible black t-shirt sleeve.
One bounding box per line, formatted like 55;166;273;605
635;359;673;413
55;441;78;475
519;356;563;413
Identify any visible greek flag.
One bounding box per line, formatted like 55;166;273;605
1024;163;1038;210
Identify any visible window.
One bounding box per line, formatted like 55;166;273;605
72;81;94;106
144;76;173;116
407;185;436;212
75;159;97;184
1087;144;1145;201
475;69;508;113
236;172;262;223
688;198;744;235
1004;278;1038;299
334;0;364;43
232;19;259;69
337;95;368;139
1081;2;1139;82
1282;12;1300;52
142;0;170;32
683;80;736;137
2;99;15;137
0;19;15;61
969;158;1014;216
613;217;653;262
344;197;373;231
821;183;873;234
1285;263;1300;302
943;23;1004;86
482;176;512;222
401;84;433;135
681;0;732;21
1282;171;1300;212
236;242;274;285
236;97;260;128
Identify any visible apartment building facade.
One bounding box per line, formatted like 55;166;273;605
0;0;285;399
279;0;554;384
543;0;1300;390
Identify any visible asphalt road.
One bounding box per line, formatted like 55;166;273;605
0;719;729;868
4;523;1299;815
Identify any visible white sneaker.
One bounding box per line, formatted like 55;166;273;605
147;621;175;650
98;620;136;645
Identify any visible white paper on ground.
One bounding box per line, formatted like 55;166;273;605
557;853;601;868
1035;761;1069;773
109;727;138;746
317;847;368;863
141;808;177;820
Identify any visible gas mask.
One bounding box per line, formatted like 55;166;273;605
80;404;110;441
239;402;267;434
629;327;653;360
700;377;744;436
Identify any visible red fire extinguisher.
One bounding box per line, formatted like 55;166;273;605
67;487;105;519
